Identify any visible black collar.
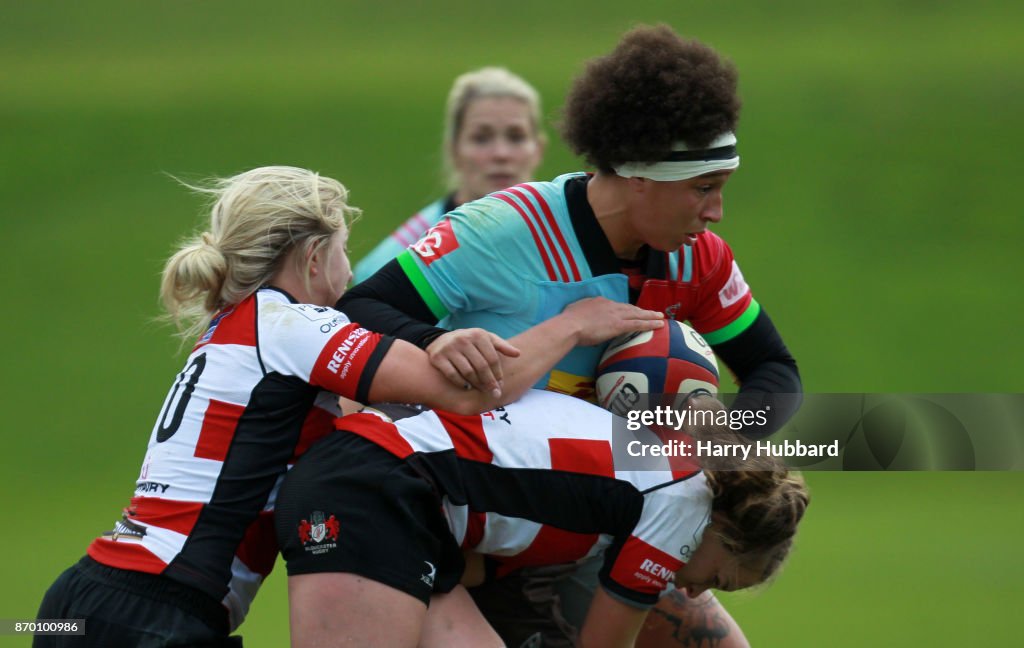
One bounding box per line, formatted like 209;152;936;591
261;285;299;303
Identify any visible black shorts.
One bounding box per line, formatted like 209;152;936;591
34;556;240;648
275;431;464;605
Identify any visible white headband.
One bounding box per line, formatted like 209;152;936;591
613;132;740;181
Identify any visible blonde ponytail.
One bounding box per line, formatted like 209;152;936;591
160;166;360;342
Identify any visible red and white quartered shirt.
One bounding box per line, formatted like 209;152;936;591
88;287;392;629
341;389;712;608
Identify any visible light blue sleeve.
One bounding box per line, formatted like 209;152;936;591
399;196;547;334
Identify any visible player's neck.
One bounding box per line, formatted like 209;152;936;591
268;248;315;304
587;172;643;260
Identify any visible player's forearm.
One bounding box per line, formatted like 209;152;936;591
637;589;750;648
497;313;586;400
369;317;582;416
498;298;665;408
578;587;647;648
337;258;446;346
712;307;803;438
731;360;803;438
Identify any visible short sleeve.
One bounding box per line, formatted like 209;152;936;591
397;196;546;320
688;233;760;345
258;302;393;403
600;475;712;606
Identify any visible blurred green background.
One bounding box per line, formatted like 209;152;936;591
2;1;1021;645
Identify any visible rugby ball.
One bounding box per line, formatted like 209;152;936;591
596;320;719;415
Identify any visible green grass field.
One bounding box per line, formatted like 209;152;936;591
2;1;1022;645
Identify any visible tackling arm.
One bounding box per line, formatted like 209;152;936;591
711;307;803;439
337;257;447;348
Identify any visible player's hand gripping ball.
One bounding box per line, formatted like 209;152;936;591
596;321;719;416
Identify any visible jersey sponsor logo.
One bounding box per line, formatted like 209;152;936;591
298;510;340;555
411;220;459;266
681;512;711;561
293;304;335;321
135;481;170;494
611;536;683;594
482;407;511;425
326;327;370;378
319;314;348;334
718;261;749;308
639;558;676;582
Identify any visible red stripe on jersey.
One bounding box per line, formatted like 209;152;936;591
397;219;422;246
463;511;486;549
128;496;205;537
438;412;493;463
310;324;382;398
195;295;258;351
548;438;615;478
507;186;570;282
235;511;277;577
494;193;557;281
609;535;684;596
194;399;245;462
519;184;582;281
623;264;647;289
88;538;168;574
495;526;598;578
337;413;416;458
290;405;335;464
412;212;431;232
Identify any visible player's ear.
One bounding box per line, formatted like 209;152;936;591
306;242;321;276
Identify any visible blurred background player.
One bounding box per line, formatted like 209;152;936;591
338;24;802;647
274;390;809;648
352;66;546;282
33;166;662;648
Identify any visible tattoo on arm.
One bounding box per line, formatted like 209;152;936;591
641;590;733;648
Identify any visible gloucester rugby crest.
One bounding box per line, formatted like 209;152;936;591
298;510;340;555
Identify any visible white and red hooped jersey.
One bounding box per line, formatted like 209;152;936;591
341;389;713;607
87;287;392;630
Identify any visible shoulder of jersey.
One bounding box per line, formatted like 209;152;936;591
257;291;351;328
418;198;449;221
